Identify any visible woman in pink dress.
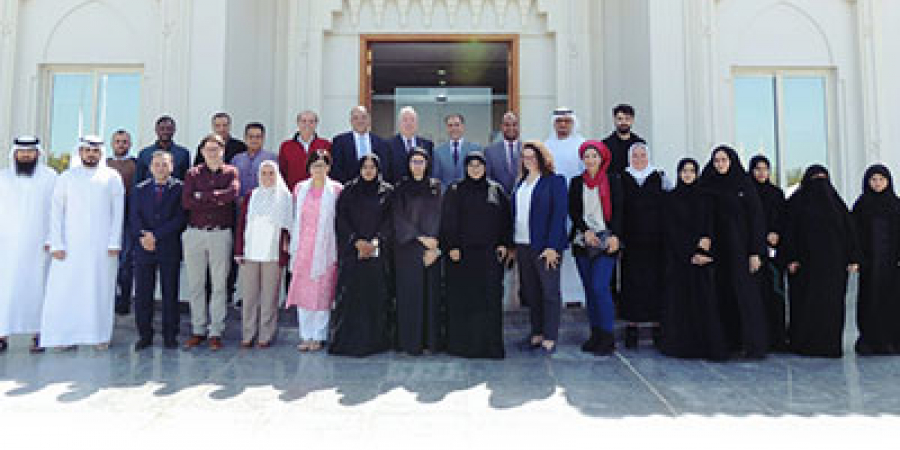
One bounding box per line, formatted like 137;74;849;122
286;150;342;352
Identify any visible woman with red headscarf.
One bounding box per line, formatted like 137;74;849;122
568;141;622;355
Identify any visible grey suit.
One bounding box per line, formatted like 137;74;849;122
484;139;522;195
433;139;481;190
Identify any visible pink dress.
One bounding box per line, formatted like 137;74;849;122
286;186;338;311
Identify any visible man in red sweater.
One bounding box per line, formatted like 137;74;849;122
278;110;331;191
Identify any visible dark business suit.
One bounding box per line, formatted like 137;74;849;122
385;134;434;184
484;140;522;195
330;131;390;184
130;177;188;342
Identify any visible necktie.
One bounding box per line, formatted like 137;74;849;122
358;135;369;157
507;141;515;173
452;141;460;167
155;185;164;203
406;138;413;152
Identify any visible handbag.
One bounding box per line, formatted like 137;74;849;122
576;229;613;259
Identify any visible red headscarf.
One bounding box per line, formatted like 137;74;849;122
578;140;612;220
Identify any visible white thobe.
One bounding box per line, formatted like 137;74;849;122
0;165;57;336
545;134;586;304
40;165;124;346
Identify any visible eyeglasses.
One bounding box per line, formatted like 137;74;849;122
410;159;427;166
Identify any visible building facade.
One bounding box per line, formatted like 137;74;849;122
1;0;898;197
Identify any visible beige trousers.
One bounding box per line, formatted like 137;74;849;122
183;228;232;337
239;260;282;343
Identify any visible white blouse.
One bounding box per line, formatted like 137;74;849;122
244;216;281;262
514;177;538;245
582;185;607;232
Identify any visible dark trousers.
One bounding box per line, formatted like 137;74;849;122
517;244;562;341
116;220;134;309
134;260;181;341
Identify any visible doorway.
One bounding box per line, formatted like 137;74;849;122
360;35;518;146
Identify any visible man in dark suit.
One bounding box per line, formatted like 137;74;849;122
130;150;187;350
330;106;391;184
385;106;434;184
484;111;523;195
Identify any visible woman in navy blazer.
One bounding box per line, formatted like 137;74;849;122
512;140;568;354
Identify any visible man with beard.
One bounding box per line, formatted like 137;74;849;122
603;104;646;175
193;112;247;166
41;136;125;350
0;136;57;352
545;108;586;306
107;130;137;315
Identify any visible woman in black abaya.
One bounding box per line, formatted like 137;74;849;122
440;152;512;359
392;148;443;355
783;165;860;358
748;155;788;351
659;158;728;361
698;145;768;359
850;164;900;355
329;155;393;357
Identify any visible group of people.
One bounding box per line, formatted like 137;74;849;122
1;103;898;362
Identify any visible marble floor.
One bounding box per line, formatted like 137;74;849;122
1;307;898;448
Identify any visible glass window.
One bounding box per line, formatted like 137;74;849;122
734;71;831;189
46;68;141;156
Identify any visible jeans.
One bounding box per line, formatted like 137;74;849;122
575;255;617;332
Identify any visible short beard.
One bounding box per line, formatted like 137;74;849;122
616;124;631;135
81;158;100;168
14;159;38;176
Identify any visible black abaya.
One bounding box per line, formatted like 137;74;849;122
392;174;443;355
660;160;728;360
698;147;768;358
328;164;394;357
782;165;861;358
440;167;511;359
851;165;900;355
749;155;789;351
619;171;665;323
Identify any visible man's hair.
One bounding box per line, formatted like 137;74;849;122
156;115;175;126
613;104;635;117
151;150;173;162
199;133;226;150
296;110;319;123
444;113;465;125
502;111;519;122
212;112;231;124
398;106;417;119
112;129;131;139
245;122;266;135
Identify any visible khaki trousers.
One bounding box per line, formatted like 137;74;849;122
183;228;232;337
239;260;282;343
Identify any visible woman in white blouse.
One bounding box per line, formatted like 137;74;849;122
234;160;293;348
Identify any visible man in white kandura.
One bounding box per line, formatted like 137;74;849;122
545;107;587;305
40;136;125;350
0;136;57;353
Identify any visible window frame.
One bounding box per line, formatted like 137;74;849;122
732;67;838;189
39;64;144;155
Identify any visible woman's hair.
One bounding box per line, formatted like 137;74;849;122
520;140;555;177
305;149;332;173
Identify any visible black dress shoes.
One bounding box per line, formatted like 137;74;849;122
134;338;152;351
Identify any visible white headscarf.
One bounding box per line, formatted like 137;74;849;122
625;142;660;187
68;135;107;169
8;135;44;168
247;160;293;231
545;108;586;179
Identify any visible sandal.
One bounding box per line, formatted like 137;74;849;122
29;336;44;353
297;341;311;352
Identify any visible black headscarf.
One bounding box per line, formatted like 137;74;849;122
748;155;772;184
675;158;700;189
698;145;752;193
852;164;900;217
399;148;438;195
460;151;489;188
793;165;847;219
350;154;387;195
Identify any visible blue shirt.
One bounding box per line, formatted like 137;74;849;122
135;142;191;186
231;149;277;198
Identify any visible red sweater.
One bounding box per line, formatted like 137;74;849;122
278;133;331;191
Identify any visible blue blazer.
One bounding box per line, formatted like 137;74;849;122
129;177;188;263
329;131;390;184
512;174;569;252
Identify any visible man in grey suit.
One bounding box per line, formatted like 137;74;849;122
432;113;481;190
484;111;522;195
